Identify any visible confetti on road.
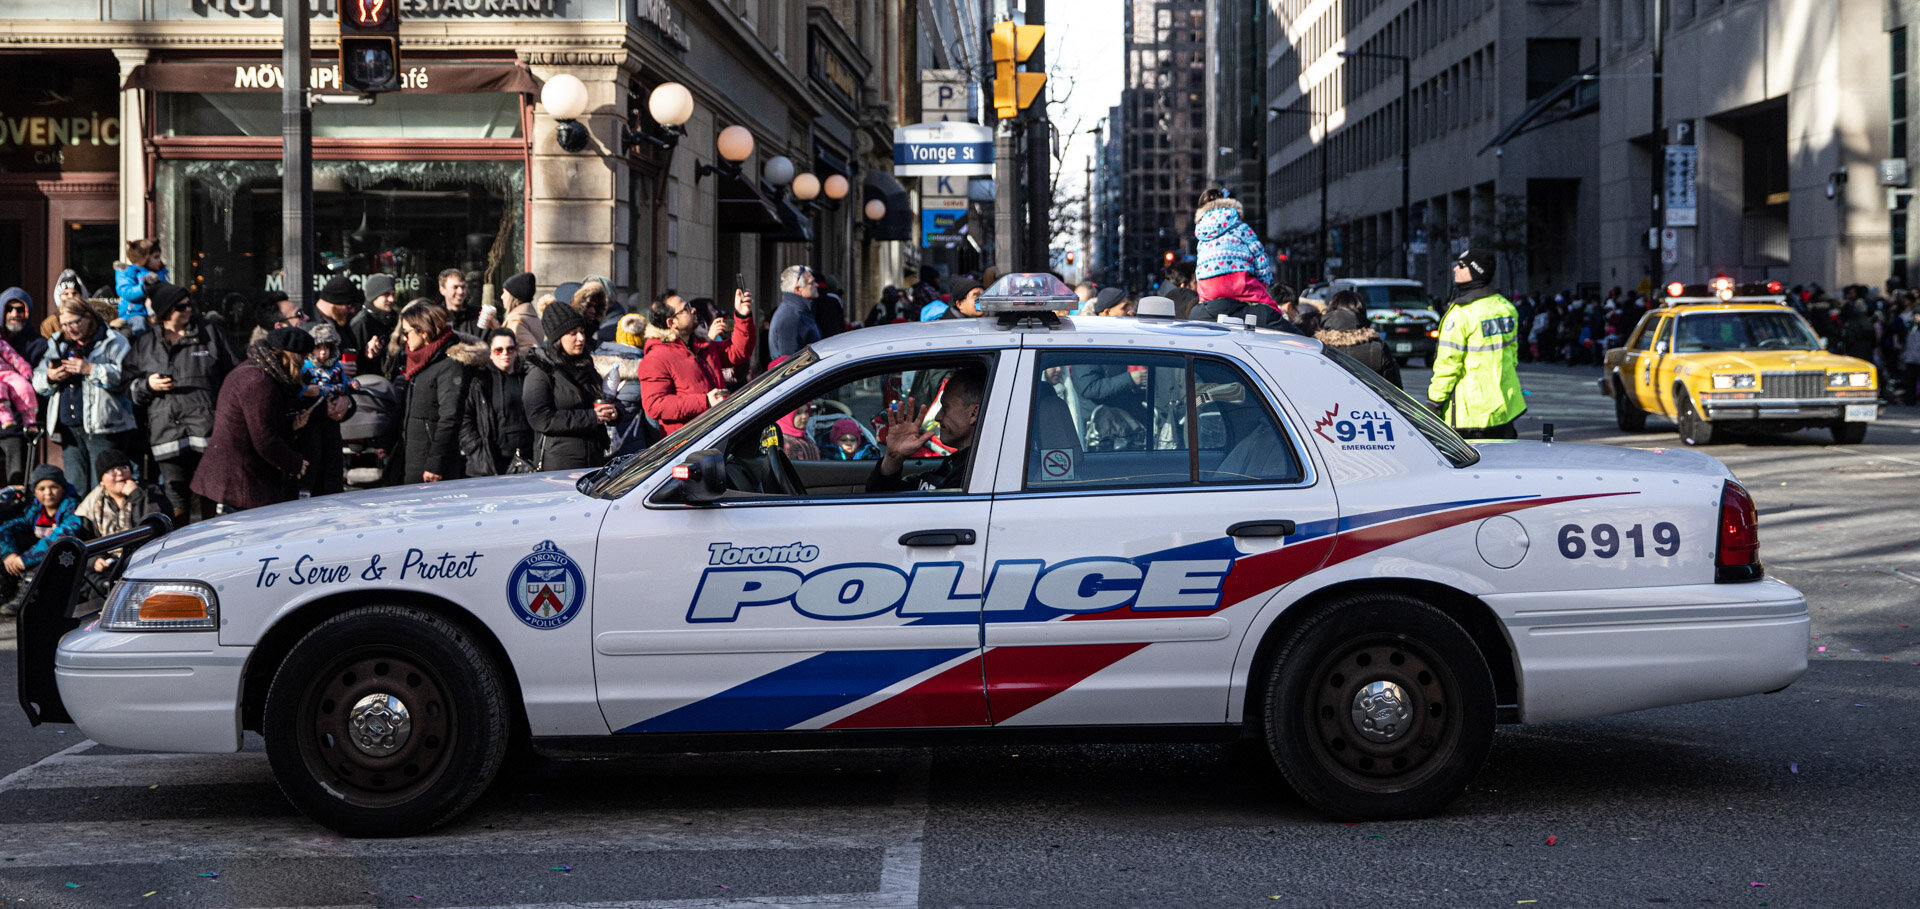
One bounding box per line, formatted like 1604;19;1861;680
1790;763;1799;774
1751;882;1772;887
142;892;156;898
197;872;218;879
1546;835;1558;846
63;883;79;889
550;865;572;872
1818;646;1826;652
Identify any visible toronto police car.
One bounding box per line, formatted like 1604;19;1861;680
16;274;1808;836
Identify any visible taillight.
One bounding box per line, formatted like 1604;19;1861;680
1715;481;1764;582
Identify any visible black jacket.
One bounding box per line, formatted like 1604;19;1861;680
126;320;239;460
349;305;399;377
1315;324;1404;389
865;446;972;493
460;363;534;477
400;338;485;484
523;349;609;471
1191;297;1300;333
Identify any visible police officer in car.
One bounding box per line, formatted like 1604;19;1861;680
1427;249;1526;440
866;367;986;492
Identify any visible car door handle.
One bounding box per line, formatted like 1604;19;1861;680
1227;520;1296;538
899;529;978;547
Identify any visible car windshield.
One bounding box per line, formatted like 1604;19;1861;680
584;349;820;499
1321;346;1480;467
1672;311;1823;352
1359;285;1428;309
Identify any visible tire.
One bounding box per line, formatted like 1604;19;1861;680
1395;357;1410;367
1830;420;1868;445
264;605;510;837
1261;594;1494;820
1675;392;1714;446
1613;377;1647;432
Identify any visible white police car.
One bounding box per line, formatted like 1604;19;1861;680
16;274;1809;836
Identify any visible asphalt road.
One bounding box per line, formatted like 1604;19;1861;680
1;360;1914;908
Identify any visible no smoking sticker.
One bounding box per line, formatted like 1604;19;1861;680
1040;448;1076;480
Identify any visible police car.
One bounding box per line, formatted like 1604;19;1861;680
17;274;1808;836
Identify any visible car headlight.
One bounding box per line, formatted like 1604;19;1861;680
100;579;219;632
1711;374;1757;389
1828;372;1871;388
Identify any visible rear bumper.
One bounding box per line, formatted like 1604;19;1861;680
1488;578;1809;724
53;626;246;753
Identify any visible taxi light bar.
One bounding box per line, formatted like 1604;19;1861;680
1665;281;1686;298
978;273;1078;315
1715;481;1764;582
1766;280;1784;294
1711;275;1735;301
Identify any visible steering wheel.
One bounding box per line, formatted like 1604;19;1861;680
764;446;807;496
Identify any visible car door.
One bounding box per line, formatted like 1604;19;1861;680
1648;314;1683;413
1636;314;1671;414
978;344;1339;727
590;351;1015;734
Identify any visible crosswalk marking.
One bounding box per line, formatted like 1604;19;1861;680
0;742;930;908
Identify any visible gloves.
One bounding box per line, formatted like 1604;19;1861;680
1425;398;1448;417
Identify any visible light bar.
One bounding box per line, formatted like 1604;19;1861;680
977;273;1077;314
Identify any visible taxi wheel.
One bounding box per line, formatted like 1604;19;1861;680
1676;395;1715;446
1613;380;1647;432
1830;421;1868;445
1262;594;1494;820
264;605;509;837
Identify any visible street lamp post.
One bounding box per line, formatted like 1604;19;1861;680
1339;50;1412;279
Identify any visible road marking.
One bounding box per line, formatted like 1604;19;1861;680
0;749;274;790
0;739;94;792
1821;445;1920;469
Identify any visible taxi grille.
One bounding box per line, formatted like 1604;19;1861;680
1760;371;1825;399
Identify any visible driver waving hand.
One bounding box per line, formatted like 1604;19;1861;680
865;367;986;493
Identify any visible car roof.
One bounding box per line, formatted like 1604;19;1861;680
806;315;1326;358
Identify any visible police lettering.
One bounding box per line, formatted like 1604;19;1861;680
687;557;1232;623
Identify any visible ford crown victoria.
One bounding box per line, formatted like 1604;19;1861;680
17;276;1809;836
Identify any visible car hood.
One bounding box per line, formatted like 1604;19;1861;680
1466;440;1732;480
148;472;601;564
1672;349;1870;374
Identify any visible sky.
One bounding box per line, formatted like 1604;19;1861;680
1039;0;1125;226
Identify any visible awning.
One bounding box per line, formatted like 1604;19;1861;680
863;170;912;241
764;187;814;243
715;169;783;234
121;62;538;95
1479;66;1600;154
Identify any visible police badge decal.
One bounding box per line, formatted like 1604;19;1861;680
507;540;586;630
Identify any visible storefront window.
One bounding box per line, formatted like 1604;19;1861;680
162;92;523;139
156;158;524;308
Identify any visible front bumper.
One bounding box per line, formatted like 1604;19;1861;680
1488;577;1809;724
54;626;246;753
1698;397;1882;422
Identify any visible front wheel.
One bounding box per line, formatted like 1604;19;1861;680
1262;594;1494;820
264;605;510;837
1830;420;1868;445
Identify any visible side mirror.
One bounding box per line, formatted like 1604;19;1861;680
1654;341;1667;354
667;450;727;505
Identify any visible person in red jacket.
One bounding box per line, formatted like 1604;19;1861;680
638;288;755;436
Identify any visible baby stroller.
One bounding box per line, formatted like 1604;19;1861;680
339;375;401;489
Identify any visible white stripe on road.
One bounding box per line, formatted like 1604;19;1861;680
0;738;94;792
0;748;274;790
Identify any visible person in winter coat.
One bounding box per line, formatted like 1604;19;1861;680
639;288;756;436
0;464;85;609
594;314;651;458
769;265;821;359
295;321;360;497
1427;249;1525;439
1193;188;1282;316
396;300;483;484
349;274;400;377
125;282;238;523
524;299;616;470
460;328;535;477
1315;291;1402;388
191;328;315;512
0;289;38;487
0;287;43;366
34;298;137;492
498;272;542;353
113;239;168;337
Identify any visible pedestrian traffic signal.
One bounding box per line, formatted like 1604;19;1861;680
991;21;1046;119
339;0;401;93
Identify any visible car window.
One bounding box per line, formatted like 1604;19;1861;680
1025;351;1303;489
1359;284;1429;309
1626;314;1657;351
720;356;994;498
1651;316;1672;351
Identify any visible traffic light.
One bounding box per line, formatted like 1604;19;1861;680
991;21;1047;119
1162;250;1175;265
340;0;401;93
1277;248;1290;262
1065;251;1075;265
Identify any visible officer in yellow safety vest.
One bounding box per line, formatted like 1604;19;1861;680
1426;248;1526;439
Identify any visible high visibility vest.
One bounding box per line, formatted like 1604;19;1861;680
1426;292;1526;429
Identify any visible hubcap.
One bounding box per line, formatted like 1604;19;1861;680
347;693;412;757
1349;680;1411;743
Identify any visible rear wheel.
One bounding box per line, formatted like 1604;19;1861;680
1830;420;1868;445
1613;378;1647;432
264;605;510;837
1262;594;1494;820
1676;393;1715;446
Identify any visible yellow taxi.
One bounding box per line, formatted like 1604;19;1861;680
1600;279;1882;445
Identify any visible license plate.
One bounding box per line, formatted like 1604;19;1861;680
1845;404;1878;422
1394;342;1412;353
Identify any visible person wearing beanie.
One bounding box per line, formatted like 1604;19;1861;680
825;417;879;460
1090;286;1133;317
75;447;163;578
192;322;319;511
939;278;986;319
126;280;239;523
497;272;542;354
0;463;83;613
1315;291;1402;388
1426;248;1525;439
590;314;650;459
350;275;400;376
33;296;138;493
638;286;756;436
312;276;364;366
523;292;614;470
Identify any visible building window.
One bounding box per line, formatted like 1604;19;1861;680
1527;39;1582;102
1894;28;1909;159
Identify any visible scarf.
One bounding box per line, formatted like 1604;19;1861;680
403;332;453;380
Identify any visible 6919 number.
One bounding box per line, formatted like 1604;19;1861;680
1557;522;1680;559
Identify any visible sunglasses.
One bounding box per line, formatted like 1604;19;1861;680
5;305;25;314
489;346;515;354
